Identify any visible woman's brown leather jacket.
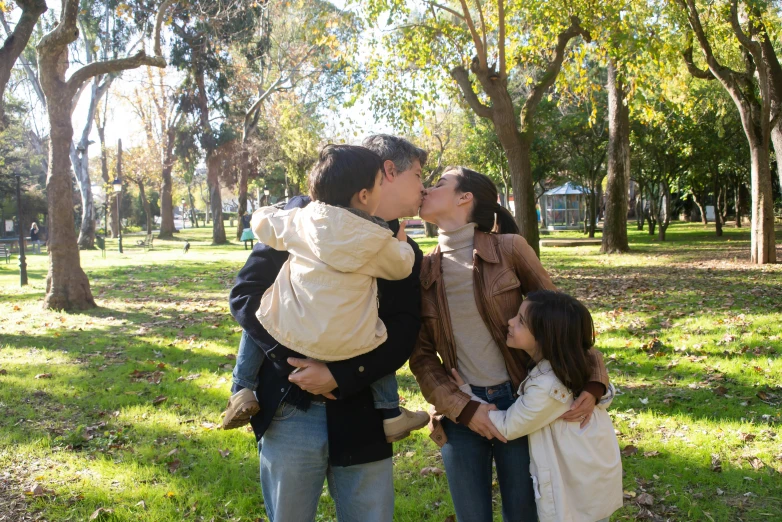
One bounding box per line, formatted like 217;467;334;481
409;230;609;446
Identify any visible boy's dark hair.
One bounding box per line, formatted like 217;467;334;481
447;166;519;234
523;290;595;395
308;144;383;207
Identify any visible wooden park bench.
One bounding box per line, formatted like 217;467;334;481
136;233;154;251
0;244;9;263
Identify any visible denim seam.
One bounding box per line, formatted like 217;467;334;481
327;466;346;521
232;376;258;391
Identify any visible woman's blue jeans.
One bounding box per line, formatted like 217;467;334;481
441;381;537;522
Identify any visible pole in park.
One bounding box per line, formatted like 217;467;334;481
181;198;186;229
115;139;123;253
15;173;28;286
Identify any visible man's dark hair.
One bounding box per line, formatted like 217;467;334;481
308;144;383;207
522;291;595;396
362;134;428;172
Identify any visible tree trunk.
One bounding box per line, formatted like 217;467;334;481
158;162;175;238
601;61;630;254
692;193;708;225
588;190;597;238
635;193;644;231
158;126;176;239
714;174;723;237
658;182;670;241
235;147;250;240
207;153;226;244
424;221;438;238
734;182;742;228
748;141;776;264
96;114;118;238
188;186;199;228
137;179;152;234
772;125;782;194
39;69;96;310
74;159;96;249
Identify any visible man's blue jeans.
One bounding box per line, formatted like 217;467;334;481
440;381;537;522
259;400;394;522
232;332;399;409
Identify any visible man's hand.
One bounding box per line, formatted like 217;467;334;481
287;358;337;399
466;403;507;443
396;220;408;242
559;390;597;428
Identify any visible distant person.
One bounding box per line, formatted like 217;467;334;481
29;222;41;254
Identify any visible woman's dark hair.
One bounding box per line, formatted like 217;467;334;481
522;290;595;395
446;166;519;234
308;144;383;207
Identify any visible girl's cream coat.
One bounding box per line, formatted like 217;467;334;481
251;202;414;360
486;361;623;522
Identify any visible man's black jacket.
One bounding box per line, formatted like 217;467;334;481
228;196;423;466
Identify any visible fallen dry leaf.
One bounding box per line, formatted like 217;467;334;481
168;459;181;473
420;467;445;477
135;500;147;509
219;449;230;458
739;432;756;442
711;454;722;473
34;373;52;379
152;395;168;405
621;445;638;457
714;386;728;396
643;451;660;458
637;492;654;506
0;368;7;375
89;507;114;521
748;457;764;470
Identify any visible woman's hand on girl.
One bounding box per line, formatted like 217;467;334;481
559;391;597;428
467;404;508;443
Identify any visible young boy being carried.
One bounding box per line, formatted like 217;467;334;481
222;144;429;442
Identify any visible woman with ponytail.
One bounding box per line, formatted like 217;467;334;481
410;167;611;522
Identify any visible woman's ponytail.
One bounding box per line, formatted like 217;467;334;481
448;166;519;235
495;205;519;234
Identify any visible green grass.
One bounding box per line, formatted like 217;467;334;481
1;223;781;521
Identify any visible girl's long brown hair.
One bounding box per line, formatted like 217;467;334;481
523;290;595;395
446;166;519;234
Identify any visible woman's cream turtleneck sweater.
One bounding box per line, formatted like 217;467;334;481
438;223;510;387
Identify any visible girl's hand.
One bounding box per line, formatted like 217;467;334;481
396;220;408;242
448;368;466;387
559;390;597;428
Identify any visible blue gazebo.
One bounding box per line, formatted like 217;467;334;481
540;182;588;230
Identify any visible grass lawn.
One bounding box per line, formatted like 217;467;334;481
1;222;781;521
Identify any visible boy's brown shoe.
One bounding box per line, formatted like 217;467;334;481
382;407;430;442
222;388;260;430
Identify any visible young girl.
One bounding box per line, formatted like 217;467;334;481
223;144;429;442
451;290;622;522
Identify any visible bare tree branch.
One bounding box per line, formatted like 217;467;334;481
451;65;493;119
521;16;590;123
65;0;175;94
682;46;714;79
498;0;505;77
425;1;465;20
458;0;487;68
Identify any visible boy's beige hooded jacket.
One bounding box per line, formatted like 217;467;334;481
251;202;415;360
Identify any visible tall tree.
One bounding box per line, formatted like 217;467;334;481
363;2;592;255
124;66;180;239
676;0;777;264
0;0;47;120
38;0;172;310
170;1;263;245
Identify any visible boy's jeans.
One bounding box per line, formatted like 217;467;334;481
232;331;265;390
232;332;400;410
